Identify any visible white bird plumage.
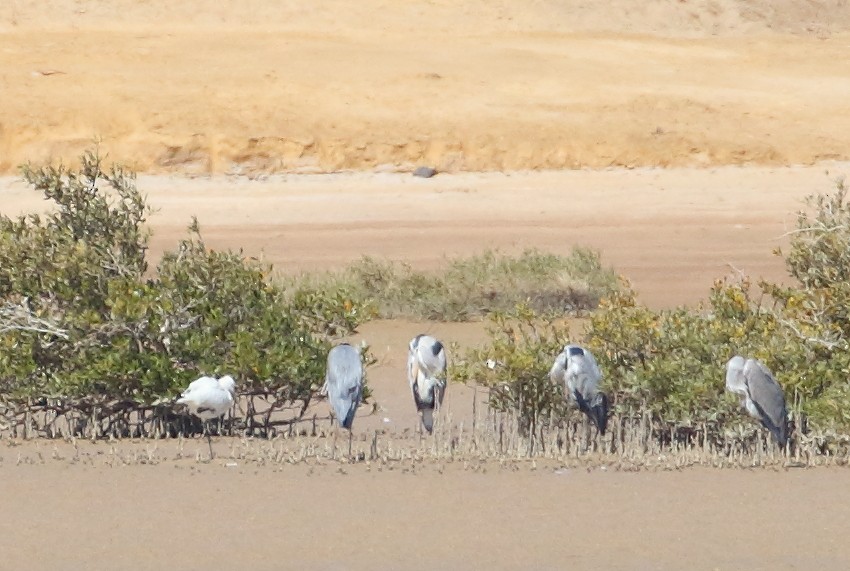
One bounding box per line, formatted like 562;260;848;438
549;344;609;434
725;355;789;447
407;334;448;434
323;343;364;456
176;374;237;458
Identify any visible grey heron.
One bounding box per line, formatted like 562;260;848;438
407;334;448;434
323;343;364;456
549;344;609;434
177;375;237;459
725;355;789;447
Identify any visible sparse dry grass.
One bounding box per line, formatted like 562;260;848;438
286;248;619;322
5;406;849;472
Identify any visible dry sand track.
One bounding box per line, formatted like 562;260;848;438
5;163;849;309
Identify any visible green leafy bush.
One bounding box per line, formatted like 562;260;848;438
451;305;571;438
289;247;619;321
0;152;367;438
454;181;850;453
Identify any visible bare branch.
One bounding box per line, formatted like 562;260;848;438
777;318;845;350
725;262;747;280
0;301;68;339
775;224;849;240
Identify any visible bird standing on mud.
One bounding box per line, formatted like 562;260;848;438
176;374;237;459
550;344;609;434
407;334;448;434
323;343;364;456
725;355;789;447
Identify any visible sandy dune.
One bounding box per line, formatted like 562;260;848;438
4;1;850;569
2;1;850;174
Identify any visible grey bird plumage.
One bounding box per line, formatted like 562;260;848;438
407;334;448;433
324;343;364;430
550;344;609;434
725;355;789;447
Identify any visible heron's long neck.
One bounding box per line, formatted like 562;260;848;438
416;374;434;400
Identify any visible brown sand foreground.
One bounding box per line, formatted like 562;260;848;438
2;458;850;570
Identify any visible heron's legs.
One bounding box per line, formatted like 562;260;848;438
580;414;590;453
348;428;353;458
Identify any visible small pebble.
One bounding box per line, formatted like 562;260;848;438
412;166;437;178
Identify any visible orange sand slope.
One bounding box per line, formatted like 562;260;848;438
2;0;850;174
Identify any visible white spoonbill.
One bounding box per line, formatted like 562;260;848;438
176;375;236;459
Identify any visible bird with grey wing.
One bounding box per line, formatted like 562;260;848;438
322;343;364;457
176;374;237;460
407;334;448;434
550;344;609;434
725;355;789;447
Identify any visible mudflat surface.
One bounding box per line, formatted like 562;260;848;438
2;458;849;571
3;1;850;570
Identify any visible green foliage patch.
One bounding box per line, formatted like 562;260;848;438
0;152;366;438
450;305;571;438
453;179;850;453
289;247;619;321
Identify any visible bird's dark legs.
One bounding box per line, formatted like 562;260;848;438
204;420;214;460
579;415;589;452
594;424;604;453
329;427;353;460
